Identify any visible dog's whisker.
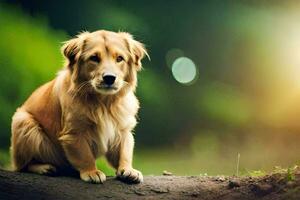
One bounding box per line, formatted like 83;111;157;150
70;81;90;100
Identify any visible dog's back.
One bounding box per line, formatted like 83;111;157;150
11;79;65;172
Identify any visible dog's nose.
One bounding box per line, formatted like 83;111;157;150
103;73;116;85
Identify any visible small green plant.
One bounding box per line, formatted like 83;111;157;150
247;170;266;177
287;167;295;181
273;165;298;181
273;166;288;174
236;153;240;176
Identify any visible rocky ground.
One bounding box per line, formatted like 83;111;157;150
0;169;299;200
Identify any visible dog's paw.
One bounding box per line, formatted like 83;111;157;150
80;169;106;184
117;167;143;183
27;164;57;176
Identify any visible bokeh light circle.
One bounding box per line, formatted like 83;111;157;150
171;57;197;84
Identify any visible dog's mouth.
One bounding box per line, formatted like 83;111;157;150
95;84;118;94
96;84;117;90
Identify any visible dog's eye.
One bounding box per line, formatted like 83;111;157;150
89;55;100;63
116;56;124;63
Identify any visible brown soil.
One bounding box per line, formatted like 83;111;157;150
0;169;299;200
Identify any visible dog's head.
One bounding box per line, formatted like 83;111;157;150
62;30;148;95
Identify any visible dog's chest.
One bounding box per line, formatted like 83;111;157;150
96;112;116;153
91;93;139;155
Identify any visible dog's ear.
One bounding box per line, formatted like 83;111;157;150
61;38;80;66
119;32;149;71
61;32;89;68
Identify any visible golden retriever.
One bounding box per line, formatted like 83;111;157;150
10;30;148;184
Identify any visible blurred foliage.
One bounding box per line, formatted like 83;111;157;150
0;149;10;169
198;82;252;127
0;3;66;147
96;158;115;176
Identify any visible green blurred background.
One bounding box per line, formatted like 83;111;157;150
0;0;299;176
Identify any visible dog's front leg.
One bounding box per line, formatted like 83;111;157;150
59;134;106;184
116;132;143;183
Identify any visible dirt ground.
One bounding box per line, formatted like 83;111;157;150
0;169;299;200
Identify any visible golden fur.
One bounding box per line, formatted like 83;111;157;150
10;30;148;184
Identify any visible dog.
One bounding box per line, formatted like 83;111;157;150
10;30;148;184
